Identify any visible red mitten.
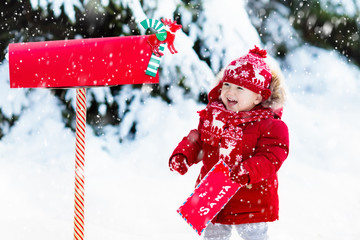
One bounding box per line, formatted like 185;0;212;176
229;163;250;186
169;155;189;175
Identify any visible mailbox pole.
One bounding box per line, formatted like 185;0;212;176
73;88;87;240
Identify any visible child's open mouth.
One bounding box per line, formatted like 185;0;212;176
227;97;238;106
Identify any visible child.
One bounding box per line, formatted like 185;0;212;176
169;46;289;240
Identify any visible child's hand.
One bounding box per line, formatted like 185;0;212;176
169;155;189;175
229;163;250;186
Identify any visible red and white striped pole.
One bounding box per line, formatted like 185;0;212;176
73;88;87;240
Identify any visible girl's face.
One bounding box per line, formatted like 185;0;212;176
220;82;262;112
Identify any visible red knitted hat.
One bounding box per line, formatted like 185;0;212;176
209;46;272;102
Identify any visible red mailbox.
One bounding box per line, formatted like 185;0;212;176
9;35;158;89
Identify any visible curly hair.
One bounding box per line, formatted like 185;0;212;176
261;65;287;110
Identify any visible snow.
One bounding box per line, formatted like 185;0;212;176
1;0;360;240
184;0;262;73
319;0;360;16
29;0;83;22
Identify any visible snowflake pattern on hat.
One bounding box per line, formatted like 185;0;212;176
240;70;250;78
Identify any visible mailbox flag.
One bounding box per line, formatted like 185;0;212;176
177;160;241;235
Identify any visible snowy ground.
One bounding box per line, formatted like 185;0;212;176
1;42;360;240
